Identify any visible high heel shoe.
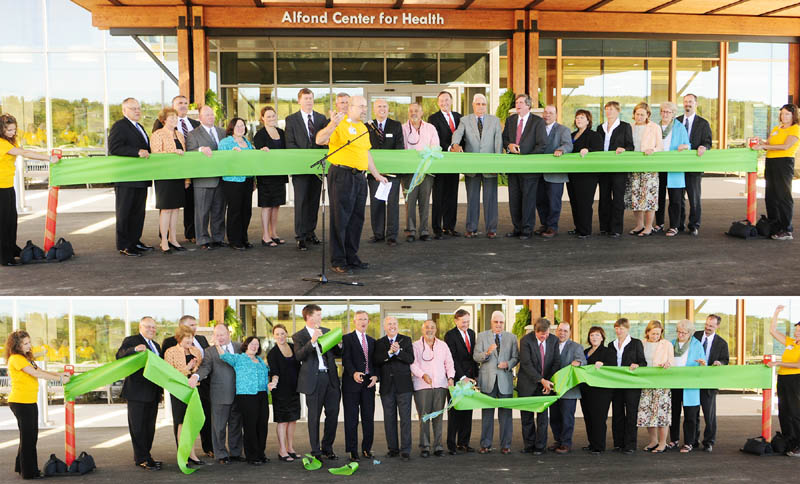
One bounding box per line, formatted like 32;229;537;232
168;242;187;252
278;454;294;462
161;246;172;254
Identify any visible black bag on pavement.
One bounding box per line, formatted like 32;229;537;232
44;454;68;476
20;240;46;264
67;451;96;475
756;215;780;237
726;220;759;239
740;436;773;455
46;237;74;262
771;431;788;454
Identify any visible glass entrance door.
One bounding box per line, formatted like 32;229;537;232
365;87;458;124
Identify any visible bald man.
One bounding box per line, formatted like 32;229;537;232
315;96;388;274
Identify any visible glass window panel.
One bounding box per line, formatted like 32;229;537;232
0;300;12;365
2;0;43;51
49;53;105;156
561;59;603;127
220;51;275;85
620;299;666;340
694;299;738;365
46;0;103;51
368;95;411;124
129;299;182;347
563;39;602;57
350;303;382;340
603;39;648;57
277;52;329;84
539;58;555;108
242;302;294;355
332;53;383;84
73;300;126;366
500;56;507;90
575;298;620;346
646;40;672;58
677;41;720;58
18;300;69;367
676;60;719;147
440;53;489;84
0;53;47;149
461;87;488;117
387;53;436;85
276;87;330;125
386;310;429;342
221;86;274;132
209;53;218;94
645;60;670;123
744;298;793;363
539;38;556;57
603;60;649;118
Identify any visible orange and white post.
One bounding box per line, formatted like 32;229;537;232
762;354;772;440
44;149;62;252
64;364;76;466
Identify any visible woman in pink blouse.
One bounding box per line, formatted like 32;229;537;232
401;103;440;242
410;320;454;457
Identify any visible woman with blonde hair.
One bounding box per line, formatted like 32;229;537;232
164;324;204;466
150;107;188;254
636;320;674;453
625;102;662;237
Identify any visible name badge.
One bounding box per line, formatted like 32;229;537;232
788;345;794;350
386;133;393;138
348;126;357;135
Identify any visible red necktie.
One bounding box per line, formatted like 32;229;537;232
515;117;524;145
361;332;369;374
180;119;189;137
463;331;471;353
447;113;455;133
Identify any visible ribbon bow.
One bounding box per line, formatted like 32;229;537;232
404;145;444;196
421;379;475;422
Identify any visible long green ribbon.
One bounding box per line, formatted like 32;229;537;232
64;351;205;475
423;364;770;419
48;148;757;187
318;328;343;354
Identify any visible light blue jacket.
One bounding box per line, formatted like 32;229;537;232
218;136;254;183
665;120;690;188
672;337;705;406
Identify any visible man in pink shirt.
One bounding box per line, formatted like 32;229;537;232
410;320;454;459
401;103;440;243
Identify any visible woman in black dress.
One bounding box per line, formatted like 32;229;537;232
569;109;604;238
580;326;616;454
253;106;288;247
266;323;301;462
151;107;187;254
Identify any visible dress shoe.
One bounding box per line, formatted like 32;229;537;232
308;235;321;245
487;231;496;239
547;443;561;452
120;248;142;257
478;447;490;454
137;461;159;470
168;242;187;252
703;444;713;453
582;446;593;451
323;452;338;460
217;457;231;465
519;447;535;454
505;231;521;238
200;243;215;250
591;449;602;455
331;265;353;274
501;448;511;455
577;234;591;239
349;452;360;462
533;225;547;235
448;449;458;455
458;445;475;453
361;450;374;459
369;236;385;243
690;228;699;236
419;234;431;241
532;448;545;455
230;244;246;251
444;229;461;237
568;229;577;235
555;445;570;454
464;231;477;238
297;240;308;251
260;456;270;463
406;235;415;242
151;460;163;468
27;471;45;479
244;242;254;249
387;238;397;247
599;230;609;236
135;243;154;251
214;241;229;248
387;450;400;458
433;450;445;457
433;232;443;240
623;448;635;455
541;228;557;238
4;260;21;266
401;453;410;461
518;233;532;240
230;456;247;462
420;450;430;458
608;232;621;238
248;460;263;466
188;458;205;466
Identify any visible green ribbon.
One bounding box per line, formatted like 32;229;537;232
302;453;322;471
48;148;757;187
318;328;343;354
404;146;444;196
64;351;204;475
329;462;359;475
423;364;771;419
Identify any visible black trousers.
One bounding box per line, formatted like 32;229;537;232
778;374;800;450
654;172;690;230
611;388;641;451
367;174;400;240
222;179;252;246
235;392;269;462
183;185;195;240
343;380;376;453
508;173;539;235
198;381;213;453
694;389;718;446
115;186;148;250
549;398;577;448
684;172;702;230
381;390;413;454
669;389;700;445
306;371;341;455
432;173;459;234
127;399;159;464
598;173;626;234
10;402;38;479
569;174;599;236
580;385;612;451
765;157;795;233
292;173;322;240
328;165;367;267
446;408;473;450
0;187;19;264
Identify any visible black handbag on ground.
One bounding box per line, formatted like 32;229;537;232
740;436;773;455
20;240;46;264
726;220;759;239
771;431;788;454
46;237;74;262
67;451;96;475
44;454;68;476
756;215;780;237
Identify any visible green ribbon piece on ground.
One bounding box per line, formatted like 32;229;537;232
319;327;343;354
64;351;205;475
48;148;757;187
303;453;322;471
423;364;771;420
329;462;359;475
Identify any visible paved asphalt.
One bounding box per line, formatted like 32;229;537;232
8;199;800;296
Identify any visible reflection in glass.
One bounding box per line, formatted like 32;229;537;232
440;53;489;84
49;52;105;154
0;53;47;149
677;41;720;59
387;53;436;84
694;299;738;364
676;60;719;146
743;299;792;363
275;87;330;124
221;86;274;132
18;300;69;368
0;300;12;365
367;95;411;124
332;53;383;84
129;299;183;347
72;300;126;366
277;52;330;85
349;303;382;340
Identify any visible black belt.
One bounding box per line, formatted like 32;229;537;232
331;164;366;175
318;369;328;373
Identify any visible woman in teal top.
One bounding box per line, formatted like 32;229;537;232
217;117;255;250
655;102;691;237
220;336;275;465
668;319;706;453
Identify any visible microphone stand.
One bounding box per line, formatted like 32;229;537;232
302;125;373;292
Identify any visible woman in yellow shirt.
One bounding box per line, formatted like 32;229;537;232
753;104;800;241
5;330;71;479
768;305;800;457
0;114;60;266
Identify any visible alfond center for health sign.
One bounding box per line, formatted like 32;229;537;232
281;10;446;26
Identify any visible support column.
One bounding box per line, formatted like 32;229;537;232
555;39;563;122
177;17;192;99
527;11;539;99
718;42;728;149
789;43;799;106
198;299;211;325
736;298;745;365
511;10;526;94
669;41;677;103
191;6;208;104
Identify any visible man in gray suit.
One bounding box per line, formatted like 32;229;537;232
189;323;243;464
473;311;519;454
536;105;573;238
548;322;586;454
451;93;503;238
185;105;226;250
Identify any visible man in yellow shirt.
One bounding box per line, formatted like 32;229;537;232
315;95;388;274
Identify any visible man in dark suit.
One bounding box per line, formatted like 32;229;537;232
367;99;404;246
152;95;200;243
116;316;162;470
292;304;343;460
444;309;478;454
608;318;647;454
284;88;329;251
693;314;729;452
674;93;713;236
373;316;414;459
109;97;152;257
518;317;561;454
427;91;462;239
160;315;213;457
342;311;378;462
503;94;548;239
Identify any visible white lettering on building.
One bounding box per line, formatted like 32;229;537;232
281;10;445;26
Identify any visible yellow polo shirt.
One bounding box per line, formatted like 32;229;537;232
0;138;18;189
8;354;39;404
779;337;800;376
766;124;800;159
327;118;370;171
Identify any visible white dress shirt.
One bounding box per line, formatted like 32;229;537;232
613;334;632;366
126;116;148;143
177;116;195;136
602;118;621;152
307;325;327;370
193;337;205;357
300;109;315;141
545;122;555;137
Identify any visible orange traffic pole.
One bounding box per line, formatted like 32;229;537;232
762;354;773;440
746;171;757;224
64;365;76;466
44;149;62;252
